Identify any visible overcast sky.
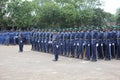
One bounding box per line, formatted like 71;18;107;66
101;0;120;14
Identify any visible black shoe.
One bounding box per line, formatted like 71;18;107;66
116;58;120;60
105;58;111;61
91;59;97;62
52;59;57;61
19;51;23;52
76;56;79;58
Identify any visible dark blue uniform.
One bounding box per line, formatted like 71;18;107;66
111;30;116;58
52;32;59;61
84;31;91;60
18;33;24;52
70;32;76;57
91;30;98;61
75;31;80;58
104;30;112;60
117;31;120;59
58;32;64;55
79;31;85;59
97;31;104;59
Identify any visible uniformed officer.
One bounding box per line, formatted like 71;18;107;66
104;29;112;60
18;33;24;52
31;31;34;50
5;32;10;46
45;30;49;53
36;31;40;51
75;30;80;58
91;29;98;61
58;30;63;55
116;28;120;59
70;30;75;57
110;29;116;58
66;29;71;57
79;29;85;59
52;30;59;61
97;30;104;59
48;30;53;53
83;29;91;60
63;29;67;56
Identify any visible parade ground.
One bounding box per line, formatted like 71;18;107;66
0;45;120;80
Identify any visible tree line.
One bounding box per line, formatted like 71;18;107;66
0;0;119;30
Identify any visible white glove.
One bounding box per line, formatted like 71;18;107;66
20;41;22;43
44;40;46;43
48;41;52;43
50;41;53;43
56;45;59;48
38;40;39;43
112;43;115;45
96;43;99;47
88;44;90;46
77;43;79;46
48;41;50;43
61;43;63;45
83;43;85;46
74;43;76;46
101;44;103;46
109;44;111;46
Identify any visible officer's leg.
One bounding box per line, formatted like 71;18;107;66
61;42;64;55
76;42;80;58
116;44;120;59
19;44;21;52
21;44;23;52
111;43;115;58
79;41;83;59
86;44;90;60
66;41;69;56
59;44;62;55
19;43;23;52
67;42;71;57
71;43;75;57
105;43;111;60
56;47;59;61
92;44;97;61
98;44;104;59
44;42;46;53
53;43;58;61
108;43;112;60
63;41;67;56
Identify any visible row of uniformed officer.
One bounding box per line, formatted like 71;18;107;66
31;28;120;61
0;31;31;45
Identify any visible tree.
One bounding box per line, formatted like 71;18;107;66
0;0;9;29
6;0;38;29
116;8;120;25
37;2;61;28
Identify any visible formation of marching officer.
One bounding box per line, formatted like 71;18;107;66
0;31;31;52
0;31;31;45
31;27;120;61
0;26;120;62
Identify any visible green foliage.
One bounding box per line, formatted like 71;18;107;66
0;0;117;30
116;8;120;25
0;0;9;28
7;0;38;29
37;2;61;28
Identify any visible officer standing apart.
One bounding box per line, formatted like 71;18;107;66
52;30;59;61
18;33;24;52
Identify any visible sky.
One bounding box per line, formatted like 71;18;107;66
101;0;120;14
